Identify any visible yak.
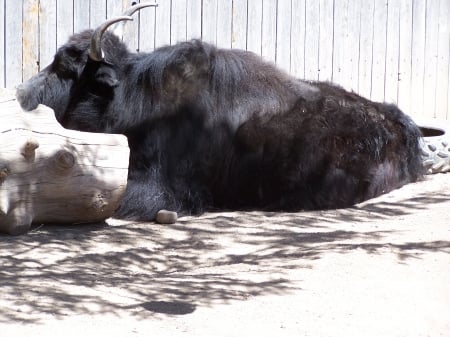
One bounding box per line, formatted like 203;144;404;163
16;10;424;221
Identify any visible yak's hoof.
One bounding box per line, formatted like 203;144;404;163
156;209;178;224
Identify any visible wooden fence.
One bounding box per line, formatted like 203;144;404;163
1;0;449;119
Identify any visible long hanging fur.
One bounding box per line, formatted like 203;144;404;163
16;30;424;220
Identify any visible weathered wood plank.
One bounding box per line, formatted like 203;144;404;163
232;0;247;50
358;0;374;99
318;0;333;82
384;0;400;104
275;0;291;73
290;0;305;78
202;0;217;44
423;0;440;117
23;0;40;81
122;0;139;52
435;0;450;119
74;0;90;32
0;0;5;87
304;0;319;81
346;0;360;92
333;0;362;91
57;0;74;48
154;0;171;48
186;0;202;40
4;0;23;87
39;0;57;70
90;0;107;28
247;0;263;55
171;0;187;44
107;0;123;18
410;0;426;116
261;0;278;64
397;0;413;114
371;0;387;102
332;0;349;87
216;1;232;49
138;0;157;52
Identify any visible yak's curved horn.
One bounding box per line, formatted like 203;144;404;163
122;2;158;17
89;16;133;62
113;2;157;36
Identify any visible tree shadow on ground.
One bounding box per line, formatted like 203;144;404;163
1;186;450;323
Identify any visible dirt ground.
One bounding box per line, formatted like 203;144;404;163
1;173;449;337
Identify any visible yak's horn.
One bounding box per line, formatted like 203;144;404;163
123;2;158;16
89;16;133;62
112;2;157;36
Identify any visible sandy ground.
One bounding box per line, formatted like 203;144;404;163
1;173;450;337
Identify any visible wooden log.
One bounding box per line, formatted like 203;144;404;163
0;98;129;234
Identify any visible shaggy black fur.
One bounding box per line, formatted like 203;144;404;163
16;30;424;220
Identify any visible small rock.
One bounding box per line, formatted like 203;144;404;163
156;209;178;224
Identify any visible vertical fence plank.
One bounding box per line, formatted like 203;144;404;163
370;0;387;102
448;59;450;120
290;0;305;78
384;0;400;104
171;0;187;44
410;0;426;116
332;0;348;87
106;0;123;18
74;0;90;32
397;0;412;114
202;0;217;44
261;0;277;63
435;0;449;119
39;0;57;69
4;0;23;87
276;0;291;72
122;0;139;52
0;0;5;87
333;0;361;90
318;0;333;82
216;1;232;48
423;0;439;117
90;0;107;28
247;0;263;55
346;0;360;91
232;0;247;50
154;0;171;48
139;0;157;52
186;0;202;39
358;0;374;99
107;0;125;40
57;0;74;48
304;0;319;81
23;0;39;81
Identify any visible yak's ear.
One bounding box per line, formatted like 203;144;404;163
95;62;119;87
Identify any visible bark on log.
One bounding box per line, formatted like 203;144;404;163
0;99;129;234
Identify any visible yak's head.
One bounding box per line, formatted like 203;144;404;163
16;16;132;131
16;3;154;131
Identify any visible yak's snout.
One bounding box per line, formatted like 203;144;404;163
16;73;45;111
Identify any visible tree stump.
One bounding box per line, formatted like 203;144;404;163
0;98;129;234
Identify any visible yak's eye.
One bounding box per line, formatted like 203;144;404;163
65;47;79;58
51;50;84;79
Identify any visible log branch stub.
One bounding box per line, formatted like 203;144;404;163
0;167;8;182
50;150;76;174
21;138;39;161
